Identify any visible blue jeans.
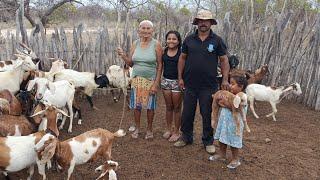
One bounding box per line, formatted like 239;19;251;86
181;88;217;146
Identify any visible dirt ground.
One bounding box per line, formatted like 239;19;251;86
8;92;320;180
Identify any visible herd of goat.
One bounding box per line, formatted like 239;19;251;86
0;44;302;180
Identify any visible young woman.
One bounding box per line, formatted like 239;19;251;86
161;31;183;142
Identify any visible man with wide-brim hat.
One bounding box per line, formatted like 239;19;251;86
174;9;230;155
192;9;218;25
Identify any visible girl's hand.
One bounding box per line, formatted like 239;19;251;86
178;79;185;90
149;83;158;95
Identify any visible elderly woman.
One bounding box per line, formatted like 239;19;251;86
117;20;163;139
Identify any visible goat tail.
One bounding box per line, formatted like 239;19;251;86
113;129;126;137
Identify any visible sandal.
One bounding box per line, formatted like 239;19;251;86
131;129;139;139
128;125;136;132
227;160;241;169
208;154;227;162
168;134;180;142
145;131;154;140
162;131;171;139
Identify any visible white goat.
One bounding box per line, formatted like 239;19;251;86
49;69;101;108
34;128;125;180
0;60;32;94
106;65;132;102
246;82;302;121
0;54;37;72
0;131;49;180
27;77;75;132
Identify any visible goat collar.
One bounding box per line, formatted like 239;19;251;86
45;128;58;138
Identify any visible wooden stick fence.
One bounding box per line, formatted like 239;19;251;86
0;8;319;111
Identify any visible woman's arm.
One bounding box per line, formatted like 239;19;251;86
117;43;136;67
154;41;163;85
149;41;163;94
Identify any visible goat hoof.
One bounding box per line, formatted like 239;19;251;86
68;128;72;133
78;120;82;125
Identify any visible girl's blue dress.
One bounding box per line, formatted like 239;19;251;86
214;107;247;148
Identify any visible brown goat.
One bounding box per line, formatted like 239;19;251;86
0;89;22;115
229;64;269;85
0;115;34;136
34;128;125;180
247;64;269;84
212;90;250;136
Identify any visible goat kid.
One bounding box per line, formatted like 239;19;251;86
35;128;126;180
95;160;119;180
246;82;302;121
212;90;250;136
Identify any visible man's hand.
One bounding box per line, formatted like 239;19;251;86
221;80;230;91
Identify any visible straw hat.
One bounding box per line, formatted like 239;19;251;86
192;10;217;25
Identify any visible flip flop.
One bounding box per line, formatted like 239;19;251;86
128;125;136;132
227;160;241;169
162;131;171;139
131;130;139;139
145;131;154;140
168;134;180;142
208;154;227;162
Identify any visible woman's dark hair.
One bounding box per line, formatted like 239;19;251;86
165;30;182;49
230;75;248;91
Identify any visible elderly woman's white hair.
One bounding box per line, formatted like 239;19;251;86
139;20;154;27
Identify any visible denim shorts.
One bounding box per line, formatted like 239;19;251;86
161;78;181;92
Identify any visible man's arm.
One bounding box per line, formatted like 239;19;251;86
219;55;230;90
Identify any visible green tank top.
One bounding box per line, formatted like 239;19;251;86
132;38;157;79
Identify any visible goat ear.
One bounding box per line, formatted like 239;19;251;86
96;169;109;180
27;80;36;91
47;82;56;94
40;138;58;164
233;95;241;108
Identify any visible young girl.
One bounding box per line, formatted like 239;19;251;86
161;31;183;142
209;75;248;169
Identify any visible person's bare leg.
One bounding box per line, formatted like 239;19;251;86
146;109;155;139
228;147;241;168
162;90;173;138
230;147;239;162
209;142;227;161
169;91;182;142
132;109;141;138
219;142;227;159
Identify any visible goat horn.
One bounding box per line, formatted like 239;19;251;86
13;54;26;59
30;107;48;117
19;42;32;51
54;108;70;117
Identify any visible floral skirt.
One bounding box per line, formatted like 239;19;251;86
129;76;156;110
